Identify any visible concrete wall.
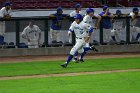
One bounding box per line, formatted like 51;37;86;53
12;7;140;17
0;44;140;57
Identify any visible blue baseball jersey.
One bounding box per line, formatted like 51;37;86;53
51;13;68;30
99;12;112;29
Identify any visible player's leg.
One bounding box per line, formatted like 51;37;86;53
56;30;62;43
83;41;98;52
136;33;140;41
78;47;85;62
130;27;136;42
115;29;121;42
111;29;116;41
51;29;57;43
28;41;33;48
106;29;111;44
135;27;140;41
73;51;79;63
103;28;108;43
34;40;39;48
0;22;5;45
0;35;4;45
117;29;123;42
61;39;84;68
84;43;92;51
78;45;98;62
120;28;126;42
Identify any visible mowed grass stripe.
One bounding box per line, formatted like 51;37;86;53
0;57;140;77
0;69;140;80
0;71;140;93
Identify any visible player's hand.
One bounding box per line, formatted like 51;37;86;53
105;8;109;13
94;26;98;30
84;36;90;43
3;15;11;20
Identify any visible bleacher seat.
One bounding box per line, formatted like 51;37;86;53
108;0;117;7
1;0;139;9
117;0;129;7
129;1;140;7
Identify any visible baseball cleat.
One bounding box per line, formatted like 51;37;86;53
79;59;84;62
61;63;67;68
90;45;98;52
73;58;79;63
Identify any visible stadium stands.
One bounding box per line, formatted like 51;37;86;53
0;0;103;9
0;0;139;9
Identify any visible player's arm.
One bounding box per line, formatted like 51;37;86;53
38;32;41;45
85;27;93;42
62;14;70;19
94;15;101;29
102;8;109;17
85;24;94;42
68;23;74;43
21;28;30;42
37;26;41;43
3;9;12;19
83;16;87;23
131;14;138;21
68;30;73;43
0;8;5;18
49;14;57;19
70;12;74;17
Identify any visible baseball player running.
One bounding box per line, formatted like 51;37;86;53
129;7;140;42
111;10;125;43
21;21;41;48
0;2;12;45
61;14;94;68
73;8;100;62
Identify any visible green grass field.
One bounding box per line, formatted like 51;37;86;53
0;57;140;77
0;71;140;93
0;57;140;93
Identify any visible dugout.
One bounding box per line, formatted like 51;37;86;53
0;8;140;57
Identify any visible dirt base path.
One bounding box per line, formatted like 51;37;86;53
0;69;140;80
0;53;140;63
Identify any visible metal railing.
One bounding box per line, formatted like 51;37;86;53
0;16;140;48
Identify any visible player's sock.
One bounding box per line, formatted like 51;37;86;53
66;55;73;64
136;33;140;41
74;52;78;58
84;47;91;52
112;36;116;41
80;51;87;60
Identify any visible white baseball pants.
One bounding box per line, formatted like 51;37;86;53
50;29;61;42
70;38;86;55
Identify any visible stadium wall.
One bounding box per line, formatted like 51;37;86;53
0;44;140;57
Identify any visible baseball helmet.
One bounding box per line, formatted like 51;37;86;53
86;8;94;13
133;7;139;12
4;1;12;6
103;6;108;11
74;14;83;21
75;3;81;8
57;7;63;12
116;10;122;15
